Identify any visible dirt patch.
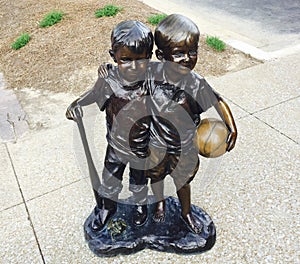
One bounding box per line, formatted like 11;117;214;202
0;0;261;95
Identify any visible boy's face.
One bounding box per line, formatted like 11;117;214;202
113;46;149;84
159;37;198;74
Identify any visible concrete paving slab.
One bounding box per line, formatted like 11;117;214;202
207;54;300;113
26;180;98;263
254;96;300;144
6;124;82;201
190;115;300;263
0;143;23;211
15;88;77;131
0;73;28;143
205;77;251;120
0;204;43;263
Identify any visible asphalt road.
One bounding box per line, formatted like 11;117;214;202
165;0;300;51
171;0;300;34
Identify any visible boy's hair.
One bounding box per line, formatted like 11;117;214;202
111;20;153;56
155;14;200;50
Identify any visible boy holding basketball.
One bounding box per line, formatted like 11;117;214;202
145;14;237;233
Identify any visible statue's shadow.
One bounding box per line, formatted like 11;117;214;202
84;196;216;257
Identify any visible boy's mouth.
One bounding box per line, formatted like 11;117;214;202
178;63;192;71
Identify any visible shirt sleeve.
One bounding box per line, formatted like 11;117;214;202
194;76;220;113
93;76;114;111
76;76;113;111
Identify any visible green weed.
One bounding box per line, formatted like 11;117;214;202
206;36;226;52
147;14;167;25
39;11;64;28
95;5;123;18
11;33;30;50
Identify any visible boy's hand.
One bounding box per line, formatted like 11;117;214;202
65;99;83;122
226;127;237;152
98;63;112;78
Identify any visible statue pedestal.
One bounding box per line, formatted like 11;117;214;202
84;196;216;256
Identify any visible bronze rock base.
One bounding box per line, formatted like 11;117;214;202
84;196;216;257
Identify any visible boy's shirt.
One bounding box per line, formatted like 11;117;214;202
93;65;150;158
146;61;219;154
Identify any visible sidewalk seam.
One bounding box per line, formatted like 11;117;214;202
252;115;299;145
25;178;82;203
5;143;46;264
0;202;24;214
251;95;300;115
237;114;299;145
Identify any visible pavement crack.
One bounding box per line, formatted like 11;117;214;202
5;143;46;264
6;113;17;143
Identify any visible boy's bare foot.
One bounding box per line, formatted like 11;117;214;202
153;200;166;223
182;213;203;234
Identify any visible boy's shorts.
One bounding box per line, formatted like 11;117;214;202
146;147;199;189
99;145;148;200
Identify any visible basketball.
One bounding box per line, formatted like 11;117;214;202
195;118;229;158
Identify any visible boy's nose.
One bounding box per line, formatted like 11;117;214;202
183;54;190;62
131;60;137;69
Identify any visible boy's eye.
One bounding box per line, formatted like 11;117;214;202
188;50;197;56
120;58;132;63
172;52;185;58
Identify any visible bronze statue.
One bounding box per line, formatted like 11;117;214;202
145;14;237;233
66;15;237;256
66;20;153;229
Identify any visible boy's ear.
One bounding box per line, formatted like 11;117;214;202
109;49;117;63
155;49;164;61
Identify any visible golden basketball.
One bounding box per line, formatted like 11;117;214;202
195;118;229;158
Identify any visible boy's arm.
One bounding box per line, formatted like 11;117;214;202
196;77;237;152
214;95;237;152
65;77;108;122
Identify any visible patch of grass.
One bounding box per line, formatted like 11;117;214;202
206;36;226;52
39;11;64;28
11;33;31;50
147;14;167;25
95;5;123;18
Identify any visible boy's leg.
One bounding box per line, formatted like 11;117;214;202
129;166;148;226
92;145;125;230
152;153;183;222
148;152;172;223
146;148;169;223
173;153;202;233
151;180;165;222
176;183;202;233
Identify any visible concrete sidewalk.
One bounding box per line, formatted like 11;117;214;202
1;4;300;264
1;53;299;264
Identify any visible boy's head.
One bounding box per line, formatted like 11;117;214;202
109;20;153;83
155;14;199;71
